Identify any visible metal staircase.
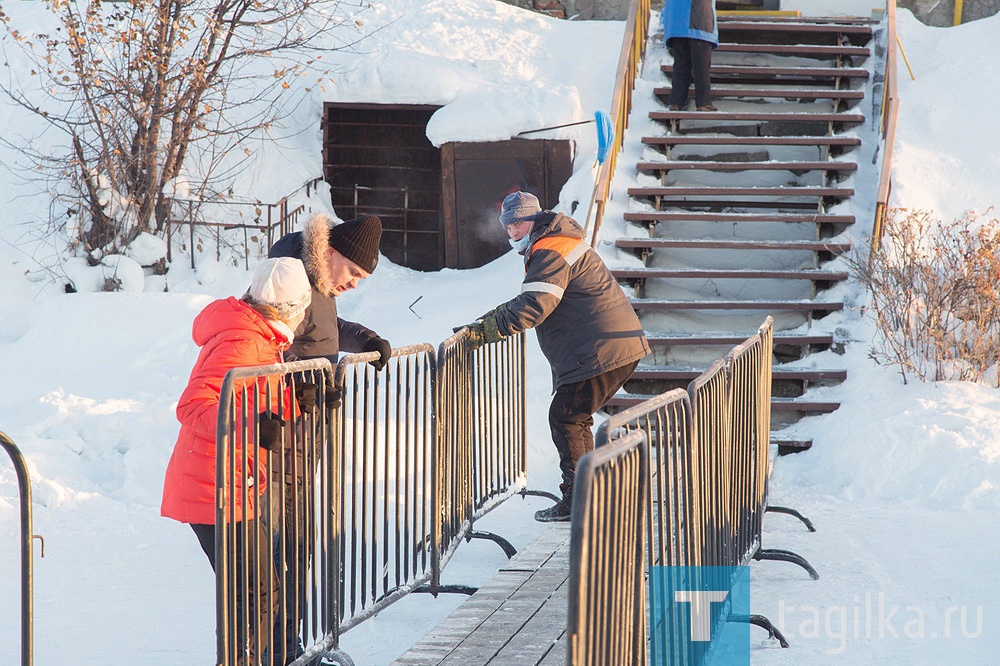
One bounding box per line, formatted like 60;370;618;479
607;14;878;451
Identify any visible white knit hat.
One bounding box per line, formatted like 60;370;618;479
499;191;542;227
248;257;312;320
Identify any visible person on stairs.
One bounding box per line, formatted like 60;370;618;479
662;0;719;111
458;191;650;522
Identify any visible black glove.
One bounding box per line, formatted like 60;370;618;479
294;382;318;412
481;313;503;344
324;378;342;410
257;413;285;451
363;336;392;372
455;321;486;346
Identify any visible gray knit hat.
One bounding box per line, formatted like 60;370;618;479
248;257;312;320
328;215;382;273
499;191;542;227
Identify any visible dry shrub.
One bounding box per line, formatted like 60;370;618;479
849;208;1000;384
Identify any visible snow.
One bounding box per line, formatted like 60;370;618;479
1;2;999;665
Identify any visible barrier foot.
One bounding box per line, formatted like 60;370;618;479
732;613;790;648
470;530;518;559
412;583;479;596
766;504;817;532
519;488;562;503
320;648;357;666
754;548;820;580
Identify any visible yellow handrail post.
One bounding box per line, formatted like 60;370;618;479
896;35;915;80
953;0;964;26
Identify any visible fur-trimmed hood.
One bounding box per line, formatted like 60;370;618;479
269;213;336;297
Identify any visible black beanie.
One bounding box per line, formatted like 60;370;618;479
328;215;382;273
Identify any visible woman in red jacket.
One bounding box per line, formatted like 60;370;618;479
161;256;311;663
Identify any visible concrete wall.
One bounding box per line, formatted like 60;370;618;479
499;0;999;25
896;0;999;26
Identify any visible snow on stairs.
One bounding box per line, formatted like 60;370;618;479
607;15;877;453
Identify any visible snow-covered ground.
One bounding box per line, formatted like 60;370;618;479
1;2;999;664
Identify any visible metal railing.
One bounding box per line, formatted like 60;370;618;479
872;1;900;252
576;317;798;664
214;331;526;665
566;428;648;666
165;177;323;269
2;432;41;666
587;0;651;246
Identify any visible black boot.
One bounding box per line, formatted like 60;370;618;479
534;484;572;522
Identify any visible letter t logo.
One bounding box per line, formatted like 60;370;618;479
674;590;730;641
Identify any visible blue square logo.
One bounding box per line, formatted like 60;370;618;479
649;566;751;665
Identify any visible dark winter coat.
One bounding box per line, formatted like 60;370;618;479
492;212;650;390
161;297;295;525
661;0;719;46
268;214;378;364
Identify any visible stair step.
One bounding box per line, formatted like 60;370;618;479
662;64;870;81
622;211;854;225
630;298;843;313
770;435;814;455
716;43;870;57
718;19;874;37
636;160;857;174
628;186;854;198
612;267;848;282
642;135;862;147
616;238;852;254
655;86;866;101
771;397;841;413
605;393;841;413
649;110;866;123
632;365;847;382
644;331;834;347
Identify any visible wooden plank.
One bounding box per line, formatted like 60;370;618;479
661;64;870;79
629;298;843;312
642;135;861;147
627;185;854;198
615;238;852;253
611;267;848;281
716;43;870;57
622;211;854;225
648;110;866;123
717;20;874;35
635;160;857;173
655;86;866;100
630;366;848;381
605;393;841;413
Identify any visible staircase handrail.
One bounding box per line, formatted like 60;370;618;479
872;1;899;252
587;0;651;247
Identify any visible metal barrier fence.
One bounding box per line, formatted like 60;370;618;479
579;317;798;664
214;331;526;665
2;432;40;666
566;428;648;666
333;345;437;634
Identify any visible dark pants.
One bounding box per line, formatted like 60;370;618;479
548;361;639;498
192;521;278;665
666;37;714;108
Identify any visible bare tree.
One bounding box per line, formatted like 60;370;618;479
0;0;365;265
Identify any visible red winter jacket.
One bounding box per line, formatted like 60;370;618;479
161;296;293;525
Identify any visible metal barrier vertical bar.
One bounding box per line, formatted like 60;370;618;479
567;428;648;666
1;433;36;666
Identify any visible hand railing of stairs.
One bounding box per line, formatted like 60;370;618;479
873;1;900;253
586;0;650;247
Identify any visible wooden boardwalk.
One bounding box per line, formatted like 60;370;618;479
393;524;572;665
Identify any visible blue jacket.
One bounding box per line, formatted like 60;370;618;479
661;0;719;47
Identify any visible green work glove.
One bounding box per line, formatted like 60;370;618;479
481;313;503;344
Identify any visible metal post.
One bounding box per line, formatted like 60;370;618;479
1;432;36;666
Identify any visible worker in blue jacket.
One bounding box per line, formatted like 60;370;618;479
662;0;719;111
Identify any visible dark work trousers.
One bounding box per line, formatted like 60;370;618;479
548;360;640;499
666;37;714;108
191;521;278;666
